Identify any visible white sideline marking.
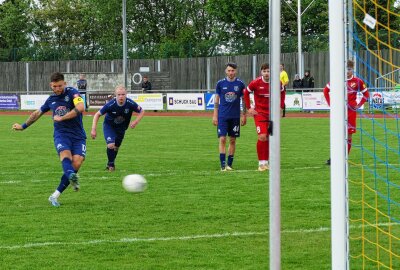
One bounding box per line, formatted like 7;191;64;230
1;222;398;250
0;231;267;250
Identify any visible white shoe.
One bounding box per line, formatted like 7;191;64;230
226;166;234;171
48;195;60;207
258;164;269;171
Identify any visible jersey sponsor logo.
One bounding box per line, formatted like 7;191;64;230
55;106;69;116
114;116;125;124
225;92;237;103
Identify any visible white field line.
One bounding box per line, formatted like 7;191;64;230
1;222;398;250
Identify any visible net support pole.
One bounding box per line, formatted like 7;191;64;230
269;0;281;269
329;0;348;269
25;62;29;94
297;0;302;75
122;0;128;89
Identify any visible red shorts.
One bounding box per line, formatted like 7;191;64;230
254;113;270;135
348;109;356;134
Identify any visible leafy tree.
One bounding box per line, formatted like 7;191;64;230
0;0;32;60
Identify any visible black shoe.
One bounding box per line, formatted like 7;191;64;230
326;158;331;165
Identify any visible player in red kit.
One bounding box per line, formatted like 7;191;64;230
323;60;370;165
244;63;283;171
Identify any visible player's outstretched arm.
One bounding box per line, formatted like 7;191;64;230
91;111;102;139
130;109;145;129
12;109;43;131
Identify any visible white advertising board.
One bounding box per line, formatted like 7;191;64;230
370;91;400;109
167;93;205;110
302;92;330;110
285;93;302;111
20;95;49;110
127;93;164;110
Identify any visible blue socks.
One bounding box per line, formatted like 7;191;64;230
107;148;118;167
61;158;75;179
220;153;226;169
56;174;70;193
227;155;234;167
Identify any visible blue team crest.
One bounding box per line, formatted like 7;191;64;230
234;86;239;92
124;108;129;114
64;96;70;102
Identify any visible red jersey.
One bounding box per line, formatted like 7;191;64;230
244;76;271;115
323;76;369;108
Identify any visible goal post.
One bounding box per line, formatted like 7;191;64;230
329;0;349;269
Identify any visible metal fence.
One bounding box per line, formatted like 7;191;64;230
0;50;398;94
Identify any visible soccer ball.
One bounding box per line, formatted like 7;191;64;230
122;174;147;193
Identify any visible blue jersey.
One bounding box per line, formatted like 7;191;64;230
99;98;142;131
216;77;245;119
40;87;86;140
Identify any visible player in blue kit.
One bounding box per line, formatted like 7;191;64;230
91;85;145;171
212;62;247;171
12;72;86;207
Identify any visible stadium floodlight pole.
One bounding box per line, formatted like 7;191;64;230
122;0;128;89
297;0;302;76
269;0;281;269
329;0;348;269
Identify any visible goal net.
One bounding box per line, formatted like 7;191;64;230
347;1;400;269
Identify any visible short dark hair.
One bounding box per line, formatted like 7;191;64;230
347;60;355;69
50;72;64;82
260;63;269;70
226;62;237;69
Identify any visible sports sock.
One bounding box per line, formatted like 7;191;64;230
61;158;75;179
56;174;69;194
265;140;270;161
220;153;226;168
51;190;61;199
257;140;268;161
227;155;234;167
348;138;352;154
107;148;116;166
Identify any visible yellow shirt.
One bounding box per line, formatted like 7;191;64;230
280;70;289;87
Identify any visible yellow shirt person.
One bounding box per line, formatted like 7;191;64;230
280;64;289;117
280;64;289;88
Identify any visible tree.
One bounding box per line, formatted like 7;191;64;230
0;0;32;60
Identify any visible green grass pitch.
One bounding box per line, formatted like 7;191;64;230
1;114;334;269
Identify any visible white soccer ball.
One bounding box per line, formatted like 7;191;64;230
122;174;147;193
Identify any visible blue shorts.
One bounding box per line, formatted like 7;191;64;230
103;123;125;147
54;136;86;157
217;118;240;138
